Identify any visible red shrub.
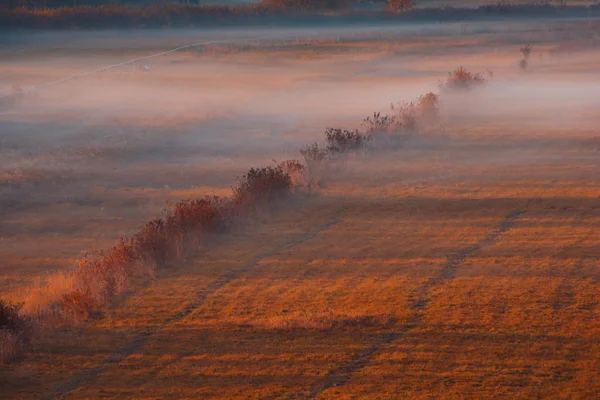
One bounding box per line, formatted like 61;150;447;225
233;165;293;206
439;66;487;91
417;92;440;124
60;290;100;322
164;196;226;235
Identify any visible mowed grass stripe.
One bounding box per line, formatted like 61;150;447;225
301;209;525;399
47;215;343;400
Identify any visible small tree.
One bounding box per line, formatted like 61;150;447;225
519;44;532;71
386;0;414;13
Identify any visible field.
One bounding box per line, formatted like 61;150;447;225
1;18;600;399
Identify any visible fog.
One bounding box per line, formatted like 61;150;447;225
1;20;599;295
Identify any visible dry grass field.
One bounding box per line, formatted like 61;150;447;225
1;18;599;399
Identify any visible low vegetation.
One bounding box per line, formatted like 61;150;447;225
262;0;352;12
0;300;31;365
385;0;414;13
2;65;485;364
438;66;488;92
519;44;533;71
276;159;308;190
16;165;298;331
324;128;371;154
233;165;293;206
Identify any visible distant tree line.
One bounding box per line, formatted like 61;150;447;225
0;0;109;9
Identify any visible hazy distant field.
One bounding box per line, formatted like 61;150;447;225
1;18;599;398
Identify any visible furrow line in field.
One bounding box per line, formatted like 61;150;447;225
47;215;342;400
301;209;525;399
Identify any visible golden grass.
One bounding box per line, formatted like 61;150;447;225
2;29;600;399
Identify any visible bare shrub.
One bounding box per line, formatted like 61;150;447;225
385;0;414;13
520;44;532;58
261;0;352;11
324;128;371;153
389;100;420;139
438;66;487;91
165;196;227;239
362;92;440;150
519;58;528;71
266;309;392;331
26;195;230;324
300;142;328;166
276;159;308;190
0;300;31;364
233;165;293;207
362;112;397;138
300;143;329;192
519;44;532;71
60;290;101;323
416;92;440;125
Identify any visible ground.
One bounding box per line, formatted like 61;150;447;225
0;18;599;399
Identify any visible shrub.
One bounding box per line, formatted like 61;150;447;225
0;299;31;364
277;159;308;189
385;0;414;13
520;44;532;58
31;196;231;323
365;92;439;147
362;112;397;138
261;0;352;12
165;196;227;237
0;300;27;334
300;143;328;192
131;219;170;266
324;128;371;153
438;66;487;91
519;44;532;71
391;101;419;131
300;142;328;165
60;290;100;323
416;92;440;124
233;165;293;205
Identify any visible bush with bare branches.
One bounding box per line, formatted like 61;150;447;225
0;300;31;364
324;128;371;153
276;159;308;190
438;66;487;91
233;165;293;207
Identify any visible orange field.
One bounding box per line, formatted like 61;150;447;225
1;19;599;399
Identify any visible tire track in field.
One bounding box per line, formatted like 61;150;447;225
301;209;525;399
552;209;592;312
46;215;342;400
